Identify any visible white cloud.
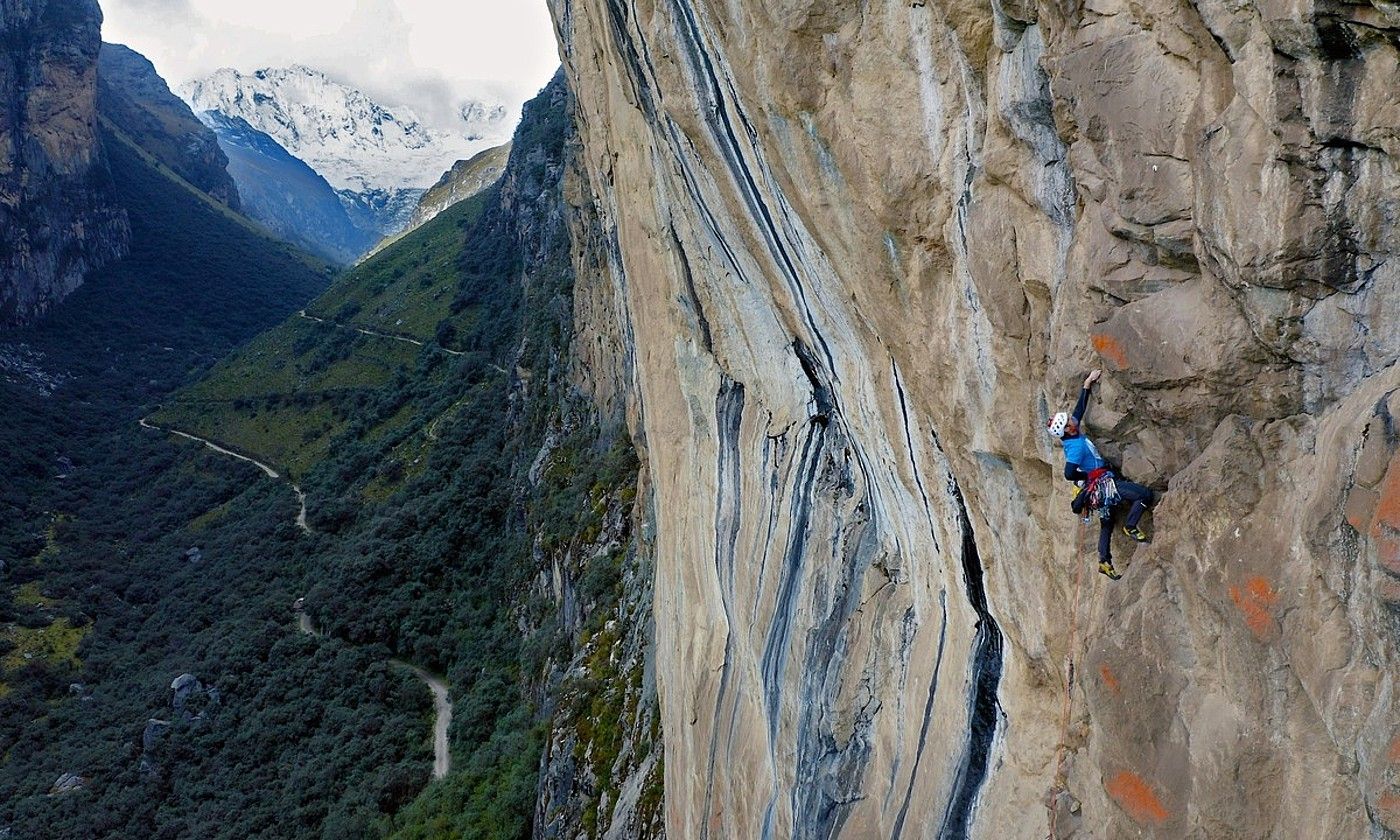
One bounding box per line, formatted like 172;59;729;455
99;0;560;130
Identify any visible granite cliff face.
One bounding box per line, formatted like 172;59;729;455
498;76;663;840
0;0;128;325
546;0;1400;837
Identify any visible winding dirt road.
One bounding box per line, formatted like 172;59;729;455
141;408;450;778
143;387;452;778
294;608;452;779
391;660;453;780
139;417;310;534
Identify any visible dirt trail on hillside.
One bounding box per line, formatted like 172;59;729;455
139;417;310;534
390;660;453;780
298;309;463;356
294;607;452;779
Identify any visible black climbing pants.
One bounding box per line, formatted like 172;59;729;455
1096;480;1152;561
1068;467;1153;561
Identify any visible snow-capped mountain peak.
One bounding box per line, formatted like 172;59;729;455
178;66;512;194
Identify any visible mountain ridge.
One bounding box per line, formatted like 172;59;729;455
196;110;375;264
365;142;511;260
179;65;512;239
97;43;241;211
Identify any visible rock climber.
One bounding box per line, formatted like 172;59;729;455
1047;369;1153;580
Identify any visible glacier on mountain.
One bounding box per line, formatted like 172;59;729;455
178;65;512;195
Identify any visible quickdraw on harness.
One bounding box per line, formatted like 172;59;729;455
1085;467;1119;522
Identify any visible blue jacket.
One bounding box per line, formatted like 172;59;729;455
1062;434;1106;474
1061;386;1108;476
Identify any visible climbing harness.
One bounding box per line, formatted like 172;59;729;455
1085;469;1119;521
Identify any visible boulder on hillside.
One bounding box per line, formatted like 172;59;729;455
48;773;86;796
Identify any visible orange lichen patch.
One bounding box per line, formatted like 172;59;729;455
1092;333;1129;369
1099;664;1121;694
1105;770;1169;825
1388;736;1400;763
1377;792;1400;828
1378;533;1400;577
1345;487;1378;531
1228;576;1279;640
1246;577;1276;602
1375;455;1400;532
1366;455;1400;581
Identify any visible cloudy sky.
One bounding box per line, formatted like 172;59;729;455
100;0;561;129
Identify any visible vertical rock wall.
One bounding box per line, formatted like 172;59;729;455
0;0;128;325
548;0;1400;837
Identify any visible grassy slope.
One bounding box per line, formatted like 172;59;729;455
312;192;490;340
152;193;490;481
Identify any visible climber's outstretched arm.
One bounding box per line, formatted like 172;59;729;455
1072;369;1102;423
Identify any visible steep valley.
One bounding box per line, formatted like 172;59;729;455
3;57;661;839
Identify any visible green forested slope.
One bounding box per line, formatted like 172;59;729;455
0;123;330;567
149;192;491;481
310;192;491;341
0;124;433;836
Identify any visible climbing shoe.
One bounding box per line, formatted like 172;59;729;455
1122;525;1149;543
1099;560;1122;580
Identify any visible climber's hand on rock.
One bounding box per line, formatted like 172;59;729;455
1084;369;1102;389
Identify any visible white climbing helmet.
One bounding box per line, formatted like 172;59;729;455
1047;411;1069;439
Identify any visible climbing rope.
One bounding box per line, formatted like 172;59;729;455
1046;517;1090;839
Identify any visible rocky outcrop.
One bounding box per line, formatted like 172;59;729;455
169;672;219;719
141;718;170;752
409;143;512;230
472;74;663;840
532;458;664;840
138;718;170;777
46;773;85;797
138;674;219;779
548;0;1400;837
367;142;512;259
0;0;128;325
97;43;240;210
